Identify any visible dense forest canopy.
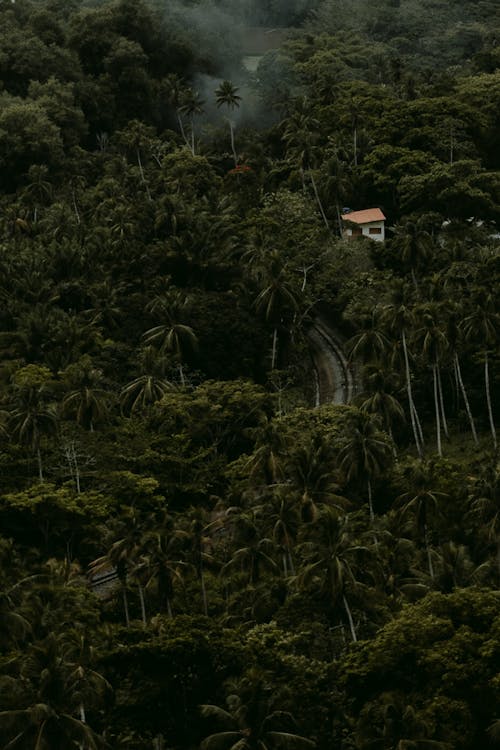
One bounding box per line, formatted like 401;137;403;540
0;0;499;748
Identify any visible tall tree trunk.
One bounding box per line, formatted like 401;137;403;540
343;594;357;642
353;126;358;167
79;703;86;723
228;119;237;166
122;587;130;628
138;583;147;627
454;353;478;444
37;447;44;483
200;559;208;617
367;477;374;524
271;327;278;370
436;362;449;439
136;147;152;201
484;351;497;450
402;329;422;457
424;523;434;578
433;363;442;457
177;112;191;151
309;170;330;232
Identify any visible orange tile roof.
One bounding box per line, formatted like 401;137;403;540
341;208;386;224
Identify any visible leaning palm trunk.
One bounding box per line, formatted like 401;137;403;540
138;583;147;627
136;148;152;202
424;523;434;578
122;587;130;628
436;363;449;439
36;446;44;483
432;363;442;457
343;594;357;642
200;559;208;617
271;328;278;370
454;353;478;444
227;119;237;166
309;170;330;232
402;329;423;457
484;351;497;449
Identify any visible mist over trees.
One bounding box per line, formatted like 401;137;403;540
0;0;499;748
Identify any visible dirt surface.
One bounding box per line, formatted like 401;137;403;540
307;318;356;406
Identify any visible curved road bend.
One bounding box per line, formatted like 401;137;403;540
307;318;356;406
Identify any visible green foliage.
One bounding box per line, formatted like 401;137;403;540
0;2;498;749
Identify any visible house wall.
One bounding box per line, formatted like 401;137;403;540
344;220;385;242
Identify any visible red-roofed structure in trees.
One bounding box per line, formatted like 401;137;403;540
342;208;386;241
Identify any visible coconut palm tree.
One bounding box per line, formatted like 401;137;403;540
8;366;58;482
463;292;498;450
143;294;198;386
0;633;106;749
200;672;315;750
215;80;242;167
178;88;205;156
120;347;174;415
414;304;450;457
62;358;111;432
254;259;299;371
297;509;365;642
395;461;447;579
337;412;394;525
380;289;423;457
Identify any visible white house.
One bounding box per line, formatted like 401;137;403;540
342;208;386;242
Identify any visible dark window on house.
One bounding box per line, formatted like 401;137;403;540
351;226;362;236
369;226;382;234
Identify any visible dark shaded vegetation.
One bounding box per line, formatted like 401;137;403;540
0;1;499;748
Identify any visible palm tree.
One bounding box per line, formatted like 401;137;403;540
254;259;299;371
223;510;277;587
463;292;498;450
380;291;424;457
120;347;174;415
0;633;106;749
215;80;242;167
391;219;432;289
8;366;58;482
414;304;450;457
337;412;394;525
358;365;406;446
281;101;331;231
143;294;198;386
395;461;447;579
200;673;315;750
444;304;478;444
297;509;365;641
62;358;111;432
178;88;205;156
140;511;188;618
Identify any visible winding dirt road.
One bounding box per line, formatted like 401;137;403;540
307;318;356;406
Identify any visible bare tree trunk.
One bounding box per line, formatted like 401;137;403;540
138;583;147;627
200;560;208;617
309;170;330;232
484;351;497;450
433;364;442;457
437;363;449;439
122;587;130;628
454;353;478;444
37;447;44;483
79;703;86;723
402;329;422;457
136;148;152;202
228;119;237;166
343;594;357;642
177;112;191;152
271;327;278;370
424;523;434;578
